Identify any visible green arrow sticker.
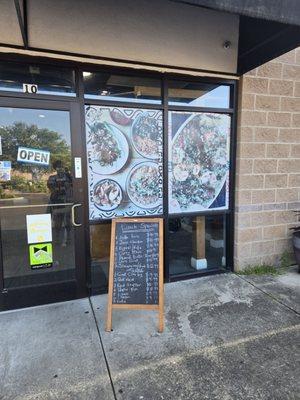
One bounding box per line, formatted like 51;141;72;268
29;242;53;269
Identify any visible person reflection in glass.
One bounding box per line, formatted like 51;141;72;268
47;160;73;246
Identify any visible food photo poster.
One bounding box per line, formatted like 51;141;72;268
168;112;230;214
85;106;163;220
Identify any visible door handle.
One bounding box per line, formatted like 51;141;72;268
71;203;82;227
0;203;73;210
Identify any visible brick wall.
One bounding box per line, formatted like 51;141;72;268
234;49;300;270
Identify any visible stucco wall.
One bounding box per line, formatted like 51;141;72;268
0;0;239;74
235;48;300;270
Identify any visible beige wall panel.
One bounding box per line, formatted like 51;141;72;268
0;0;23;46
27;0;239;73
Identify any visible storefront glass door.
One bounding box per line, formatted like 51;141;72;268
0;99;87;309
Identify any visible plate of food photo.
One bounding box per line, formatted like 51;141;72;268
89;121;129;175
131;113;162;160
171;113;229;212
126;161;162;209
93;178;123;211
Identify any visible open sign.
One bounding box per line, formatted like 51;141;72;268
17;147;50;166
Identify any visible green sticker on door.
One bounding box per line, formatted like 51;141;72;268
29;243;53;269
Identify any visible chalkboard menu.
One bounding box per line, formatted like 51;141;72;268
106;218;164;332
113;221;159;304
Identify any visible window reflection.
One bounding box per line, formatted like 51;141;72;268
0;108;72;204
168;81;230;108
90;223;111;293
47;160;73;246
84;72;161;104
0;107;75;289
0;62;76;95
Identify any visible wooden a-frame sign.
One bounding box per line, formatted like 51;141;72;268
106;218;164;333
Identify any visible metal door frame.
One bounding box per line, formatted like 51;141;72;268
0;96;88;309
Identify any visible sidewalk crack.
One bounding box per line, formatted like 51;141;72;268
235;273;300;316
89;297;117;400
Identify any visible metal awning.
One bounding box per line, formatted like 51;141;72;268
171;0;300;74
171;0;300;26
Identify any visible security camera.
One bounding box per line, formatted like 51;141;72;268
223;41;231;49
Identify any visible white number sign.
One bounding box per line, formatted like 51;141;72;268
23;83;38;94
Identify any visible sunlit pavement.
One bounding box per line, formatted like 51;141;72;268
1;268;299;400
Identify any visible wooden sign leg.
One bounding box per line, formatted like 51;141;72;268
106;303;113;332
158;304;164;333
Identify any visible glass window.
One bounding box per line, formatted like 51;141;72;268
168;80;230;108
168;111;230;214
0;107;75;289
83;72;162;104
89;223;111;293
169;215;226;276
85;105;163;219
0;62;76;96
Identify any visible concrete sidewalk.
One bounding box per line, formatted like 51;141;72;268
0;269;299;400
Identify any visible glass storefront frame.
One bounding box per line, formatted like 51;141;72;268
0;56;238;308
82;68;237;291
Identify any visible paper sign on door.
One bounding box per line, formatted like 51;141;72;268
0;161;11;181
26;214;52;244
